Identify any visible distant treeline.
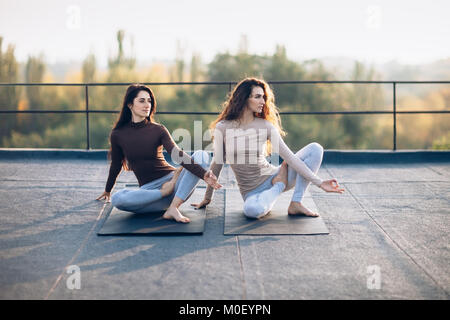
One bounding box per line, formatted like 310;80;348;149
0;32;449;150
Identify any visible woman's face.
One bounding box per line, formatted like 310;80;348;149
246;86;265;114
129;90;152;119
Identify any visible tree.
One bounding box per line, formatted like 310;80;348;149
203;51;267;110
0;37;20;143
238;34;249;54
264;45;306;107
341;61;385;148
174;39;185;82
25;55;45;109
190;53;203;83
82;53;96;83
108;30;135;70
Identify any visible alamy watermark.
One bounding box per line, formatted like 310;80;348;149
365;5;382;30
66;5;81;30
170;121;282;174
366;265;381;290
66;265;81;290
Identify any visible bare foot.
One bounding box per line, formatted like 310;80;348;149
288;201;319;217
160;167;183;197
272;161;288;190
162;206;190;223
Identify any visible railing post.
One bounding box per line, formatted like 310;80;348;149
85;85;90;150
393;82;397;151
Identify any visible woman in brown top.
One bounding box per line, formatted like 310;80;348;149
96;84;221;223
192;78;344;218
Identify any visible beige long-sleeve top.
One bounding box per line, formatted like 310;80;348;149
204;118;323;200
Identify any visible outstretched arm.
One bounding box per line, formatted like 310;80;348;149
161;125;207;178
192;126;225;208
268;124;344;193
97;131;124;202
161;125;221;190
191;160;223;209
269;126;323;187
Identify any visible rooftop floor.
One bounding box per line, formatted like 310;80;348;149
0;155;449;300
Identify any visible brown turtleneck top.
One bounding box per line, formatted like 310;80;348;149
105;120;206;192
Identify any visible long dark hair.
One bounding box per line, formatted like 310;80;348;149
108;84;157;170
112;84;157;130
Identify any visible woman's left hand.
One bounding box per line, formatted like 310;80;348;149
204;170;222;190
320;179;345;193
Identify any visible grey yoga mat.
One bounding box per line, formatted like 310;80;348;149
224;188;329;235
97;189;206;236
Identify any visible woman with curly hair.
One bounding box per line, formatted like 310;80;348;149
192;77;344;218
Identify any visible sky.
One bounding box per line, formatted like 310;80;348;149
0;0;449;67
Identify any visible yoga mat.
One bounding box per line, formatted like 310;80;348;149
97;189;206;236
224;188;329;235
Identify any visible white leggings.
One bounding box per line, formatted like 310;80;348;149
243;142;323;219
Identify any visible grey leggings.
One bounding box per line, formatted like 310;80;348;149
111;150;210;213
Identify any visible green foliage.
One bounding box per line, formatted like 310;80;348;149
0;33;448;150
0;37;20;139
108;30;135;70
82;54;96;83
432;132;450;150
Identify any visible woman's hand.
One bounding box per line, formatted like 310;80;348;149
191;198;211;210
96;191;111;202
203;170;222;190
320;179;345;193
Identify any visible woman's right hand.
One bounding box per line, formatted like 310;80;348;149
203;170;222;190
96;191;111;202
191;198;211;210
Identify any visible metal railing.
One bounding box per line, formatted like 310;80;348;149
1;81;449;150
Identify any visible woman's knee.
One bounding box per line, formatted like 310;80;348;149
192;150;210;167
298;142;323;162
243;201;265;219
307;142;324;155
111;192;123;208
111;189;132;209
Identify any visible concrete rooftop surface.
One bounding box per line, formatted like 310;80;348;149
0;151;449;300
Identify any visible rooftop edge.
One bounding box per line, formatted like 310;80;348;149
0;148;449;163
